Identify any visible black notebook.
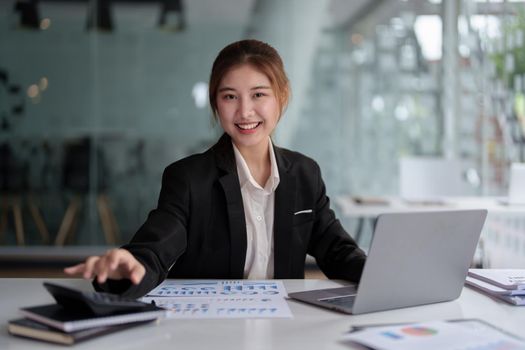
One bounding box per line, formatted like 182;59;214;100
20;303;166;332
8;318;153;345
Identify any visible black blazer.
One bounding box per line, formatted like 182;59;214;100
98;134;366;297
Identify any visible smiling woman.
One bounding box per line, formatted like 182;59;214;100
64;39;367;298
216;64;281;172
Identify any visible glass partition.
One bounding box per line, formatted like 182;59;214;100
0;0;523;252
0;0;247;246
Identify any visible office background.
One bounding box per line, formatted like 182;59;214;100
1;0;524;273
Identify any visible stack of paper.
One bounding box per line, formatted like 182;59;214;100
466;269;525;305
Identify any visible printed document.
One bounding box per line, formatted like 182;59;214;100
343;320;525;350
140;280;292;319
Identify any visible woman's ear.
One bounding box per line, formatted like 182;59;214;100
282;85;290;110
279;88;290;119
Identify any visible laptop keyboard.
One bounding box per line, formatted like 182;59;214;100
319;294;356;307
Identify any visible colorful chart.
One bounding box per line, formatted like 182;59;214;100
401;326;438;336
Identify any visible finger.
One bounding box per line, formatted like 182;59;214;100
114;257;132;280
83;256;100;280
119;256;143;284
95;256;110;284
63;263;85;275
106;249;123;270
129;264;145;285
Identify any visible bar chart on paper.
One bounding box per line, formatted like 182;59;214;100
140;280;292;319
145;280;287;297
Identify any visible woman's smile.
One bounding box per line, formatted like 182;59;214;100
236;121;263;133
216;64;280;153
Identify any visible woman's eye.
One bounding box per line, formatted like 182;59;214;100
223;94;236;100
254;92;265;98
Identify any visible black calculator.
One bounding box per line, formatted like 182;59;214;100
43;282;154;316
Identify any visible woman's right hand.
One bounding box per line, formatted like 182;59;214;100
63;248;145;285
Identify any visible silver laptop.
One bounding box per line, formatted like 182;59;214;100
288;209;487;314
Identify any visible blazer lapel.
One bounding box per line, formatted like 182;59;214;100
213;134;247;278
273;146;296;278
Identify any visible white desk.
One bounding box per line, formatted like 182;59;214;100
336;196;525;218
336;196;525;268
1;278;524;349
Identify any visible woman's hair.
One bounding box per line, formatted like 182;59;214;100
209;39;290;119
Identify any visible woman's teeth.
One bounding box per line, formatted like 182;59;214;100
237;122;260;130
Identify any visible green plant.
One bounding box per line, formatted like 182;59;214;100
490;10;525;87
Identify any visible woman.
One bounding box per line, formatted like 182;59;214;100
65;39;366;298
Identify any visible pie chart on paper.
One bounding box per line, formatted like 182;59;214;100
401;326;439;336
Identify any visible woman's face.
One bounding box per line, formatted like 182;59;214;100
216;64;281;154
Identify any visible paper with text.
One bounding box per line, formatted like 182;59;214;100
343;320;525;350
141;280;292;319
145;280;287;297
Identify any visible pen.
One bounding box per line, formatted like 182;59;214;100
348;318;471;333
348;321;415;332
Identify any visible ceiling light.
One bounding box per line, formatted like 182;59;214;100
158;0;186;32
86;0;114;32
13;0;40;29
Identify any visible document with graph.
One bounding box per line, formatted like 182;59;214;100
140;280;292;319
343;319;525;350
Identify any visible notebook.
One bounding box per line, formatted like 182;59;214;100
20;303;166;332
288;209;487;314
8;318;152;345
465;277;525;305
468;269;525;290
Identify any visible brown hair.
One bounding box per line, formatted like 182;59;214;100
209;39;290;119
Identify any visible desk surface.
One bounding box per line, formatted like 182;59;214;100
1;279;524;350
336;196;525;218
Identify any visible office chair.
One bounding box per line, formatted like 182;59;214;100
0;142;50;245
55;137;119;246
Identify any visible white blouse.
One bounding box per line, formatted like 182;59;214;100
232;138;280;279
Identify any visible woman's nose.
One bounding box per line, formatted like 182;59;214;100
239;98;254;118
